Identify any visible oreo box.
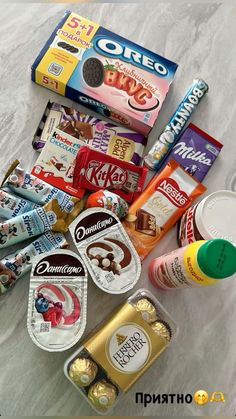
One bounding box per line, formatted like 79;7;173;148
31;11;178;136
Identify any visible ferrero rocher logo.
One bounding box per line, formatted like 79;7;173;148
116;333;127;346
107;324;151;373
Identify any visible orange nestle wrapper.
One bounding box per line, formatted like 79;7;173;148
123;159;206;260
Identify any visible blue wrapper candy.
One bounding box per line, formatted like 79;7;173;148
2;161;84;214
0;189;40;219
144;79;209;170
0;231;68;295
0;200;68;249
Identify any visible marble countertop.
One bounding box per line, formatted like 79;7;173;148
0;2;236;416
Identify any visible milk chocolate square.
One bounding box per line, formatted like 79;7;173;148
135;209;156;236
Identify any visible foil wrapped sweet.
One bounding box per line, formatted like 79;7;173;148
69;358;98;387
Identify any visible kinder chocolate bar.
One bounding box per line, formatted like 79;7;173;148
0;231;68;295
31;128;85;198
0;189;40;219
33;102;146;166
33;100;80;151
31;11;178;136
86;190;128;219
27;250;87;352
144;79;209;170
2;161;84;223
0;199;68;249
73;146;148;203
64;289;178;413
163;123;223;181
69;208;141;294
123;159;206;260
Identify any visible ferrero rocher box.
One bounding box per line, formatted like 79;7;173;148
64;289;178;413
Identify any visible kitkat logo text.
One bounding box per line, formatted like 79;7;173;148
85;161;127;188
156;177;190;208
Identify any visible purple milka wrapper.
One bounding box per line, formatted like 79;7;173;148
162;123;223;181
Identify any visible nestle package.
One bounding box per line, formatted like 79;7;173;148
123;159;206;260
31;11;178;136
64;289;178;414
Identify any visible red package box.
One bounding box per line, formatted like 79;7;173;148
73;146;148;203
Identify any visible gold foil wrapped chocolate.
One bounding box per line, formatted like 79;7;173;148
69;358;98;387
151;320;171;342
133;298;158;323
88;380;117;411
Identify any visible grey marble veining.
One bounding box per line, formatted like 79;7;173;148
0;2;236;416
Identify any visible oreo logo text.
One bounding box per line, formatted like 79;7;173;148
94;37;168;76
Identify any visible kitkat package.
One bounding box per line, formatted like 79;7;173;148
123;160;206;260
31;11;178;136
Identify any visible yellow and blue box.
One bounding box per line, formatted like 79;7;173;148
32;11;178;136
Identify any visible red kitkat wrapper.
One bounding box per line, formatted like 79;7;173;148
73;146;148;203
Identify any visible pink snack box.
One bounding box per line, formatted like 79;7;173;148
31;11;178;136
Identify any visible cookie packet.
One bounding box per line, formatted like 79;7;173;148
64;289;178;414
69;208;141;294
0;231;68;295
123;159;206;260
27;250;87;352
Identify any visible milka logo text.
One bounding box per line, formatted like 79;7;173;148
157;179;189;207
35;261;82;275
172;142;212;165
94;37;168;76
75;217;114;241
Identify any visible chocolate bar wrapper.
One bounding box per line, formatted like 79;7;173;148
0;199;68;249
2;161;84;223
123;159;206;260
73;146;148;203
33;101;146;166
0;189;40;219
163;123;223;181
0;231;68;295
27;250;87;352
69;208;141;294
144;79;208;170
32;128;85;199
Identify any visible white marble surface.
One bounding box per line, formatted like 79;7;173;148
0;2;236;416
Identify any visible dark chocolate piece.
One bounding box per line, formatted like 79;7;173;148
135;209;156;236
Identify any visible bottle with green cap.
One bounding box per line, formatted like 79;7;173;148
149;238;236;290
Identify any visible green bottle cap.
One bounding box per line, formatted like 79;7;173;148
197;239;236;279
